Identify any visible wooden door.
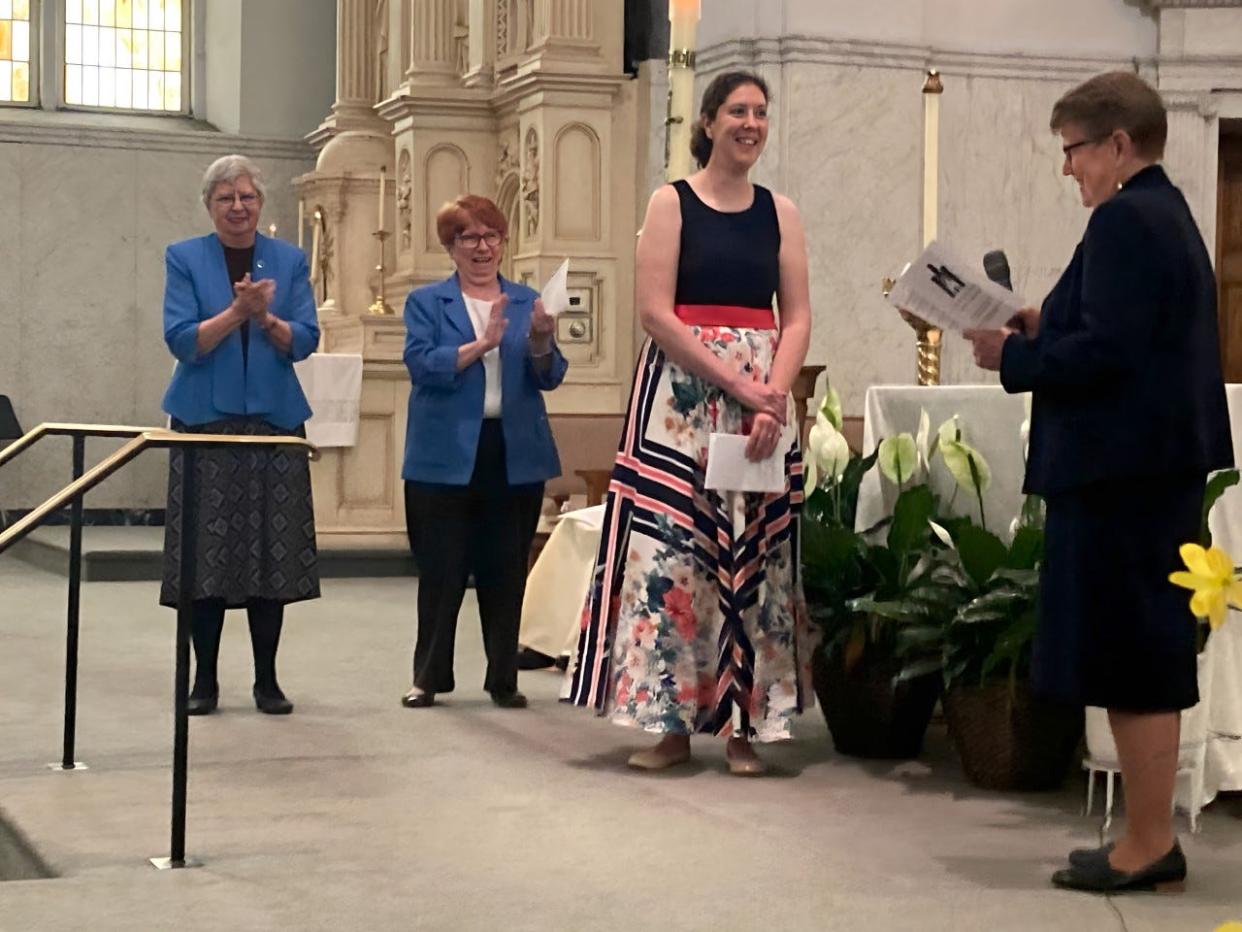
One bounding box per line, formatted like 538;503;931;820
1217;131;1242;382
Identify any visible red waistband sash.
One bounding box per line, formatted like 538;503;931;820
674;304;776;329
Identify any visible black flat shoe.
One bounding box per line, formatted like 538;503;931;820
186;686;218;716
489;690;528;709
1052;841;1186;894
401;689;435;708
1068;842;1114;868
517;648;556;670
253;685;294;715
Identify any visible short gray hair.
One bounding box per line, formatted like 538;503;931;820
201;154;267;207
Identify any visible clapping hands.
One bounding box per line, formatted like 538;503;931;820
233;274;276;318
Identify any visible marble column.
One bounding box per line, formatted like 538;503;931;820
312;0;390;141
407;0;459;85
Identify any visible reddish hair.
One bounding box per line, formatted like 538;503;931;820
435;195;508;247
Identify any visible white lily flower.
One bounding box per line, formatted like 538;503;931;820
878;433;917;486
941;436;992;494
818;387;844;432
915;407;932;477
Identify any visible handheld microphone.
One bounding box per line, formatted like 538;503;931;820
983;250;1013;291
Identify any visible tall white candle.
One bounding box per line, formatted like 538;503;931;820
310;210;321;285
666;0;701;182
922;70;942;247
297;199;305;249
377;166;387;231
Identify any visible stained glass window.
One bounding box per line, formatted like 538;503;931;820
0;1;34;105
64;0;185;112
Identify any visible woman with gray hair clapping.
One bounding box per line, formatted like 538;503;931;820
159;154;322;716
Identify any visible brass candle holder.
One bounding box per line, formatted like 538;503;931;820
883;276;942;387
368;229;395;316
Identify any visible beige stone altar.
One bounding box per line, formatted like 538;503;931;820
295;0;642;543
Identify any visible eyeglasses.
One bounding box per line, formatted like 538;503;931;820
1061;135;1108;161
455;231;504;248
213;192;261;208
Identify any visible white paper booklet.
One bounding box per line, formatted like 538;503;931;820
540;259;571;316
886;240;1026;333
704;431;791;494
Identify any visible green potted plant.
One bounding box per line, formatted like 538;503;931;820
802;396;965;758
896;415;1082;791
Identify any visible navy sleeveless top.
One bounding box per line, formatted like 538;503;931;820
673;180;781;310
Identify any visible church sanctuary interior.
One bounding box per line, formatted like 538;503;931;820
3;1;1242;929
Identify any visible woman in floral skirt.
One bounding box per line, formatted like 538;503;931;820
566;71;814;775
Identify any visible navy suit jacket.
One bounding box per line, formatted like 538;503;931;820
1001;165;1233;496
402;274;568;485
161;233;320;430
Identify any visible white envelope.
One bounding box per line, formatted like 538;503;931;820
704;431;792;493
540;259;571;317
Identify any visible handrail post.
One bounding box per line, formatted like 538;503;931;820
151;445;200;870
50;436;87;772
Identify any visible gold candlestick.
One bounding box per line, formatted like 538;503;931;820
368;229;395;315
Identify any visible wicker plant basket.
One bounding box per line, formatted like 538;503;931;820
943;681;1084;791
812;647;941;759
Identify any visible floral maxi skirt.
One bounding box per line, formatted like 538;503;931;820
565;326;814;742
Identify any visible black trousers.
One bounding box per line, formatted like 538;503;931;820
405;420;544;696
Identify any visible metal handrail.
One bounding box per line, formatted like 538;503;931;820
0;427;319;870
0;430;319;556
0;422;153;470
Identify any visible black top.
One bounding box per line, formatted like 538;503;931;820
1002;165;1234;495
223;244;255;369
673;180;781;310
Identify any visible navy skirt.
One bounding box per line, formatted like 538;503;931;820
1034;474;1204;712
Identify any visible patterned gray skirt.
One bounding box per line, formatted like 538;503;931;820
159;417;320;608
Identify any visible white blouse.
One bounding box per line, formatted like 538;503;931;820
463;294;503;418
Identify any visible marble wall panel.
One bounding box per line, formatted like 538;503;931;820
782;62;926;413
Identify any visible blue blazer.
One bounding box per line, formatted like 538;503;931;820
161;233;320;430
402;274;567;485
1002;165;1233;495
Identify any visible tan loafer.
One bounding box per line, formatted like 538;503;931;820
726;745;767;777
627;746;691;771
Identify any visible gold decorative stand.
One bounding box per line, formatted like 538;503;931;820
368;228;394;316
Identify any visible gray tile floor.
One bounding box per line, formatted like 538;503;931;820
0;561;1239;931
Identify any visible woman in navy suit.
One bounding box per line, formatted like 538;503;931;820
965;73;1233;893
161;154;322;717
400;195;567;710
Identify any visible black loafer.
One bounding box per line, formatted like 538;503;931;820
253;685;294;715
1068;842;1114;868
517;648;556;670
1052;841;1186;894
186;687;218;716
489;690;528;709
401;689;435;708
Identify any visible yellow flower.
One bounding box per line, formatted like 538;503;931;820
1169;543;1242;630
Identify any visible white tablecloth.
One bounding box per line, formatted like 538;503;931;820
857;384;1242;803
294;353;363;448
519;505;606;658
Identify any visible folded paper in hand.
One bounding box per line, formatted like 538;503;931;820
704;430;793;494
540;259;571;317
886;240;1025;333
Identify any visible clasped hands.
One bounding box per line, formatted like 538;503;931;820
477;295;556;356
733;378;788;463
963;307;1041;371
233;274;277;329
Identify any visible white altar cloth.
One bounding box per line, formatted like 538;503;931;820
294;353;364;448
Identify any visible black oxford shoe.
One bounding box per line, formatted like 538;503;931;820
401;689;435;708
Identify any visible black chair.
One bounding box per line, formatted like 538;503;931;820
0;395;22;530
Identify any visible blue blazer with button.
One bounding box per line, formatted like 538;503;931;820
402;274;567;485
1001;165;1233;495
161;232;320;430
